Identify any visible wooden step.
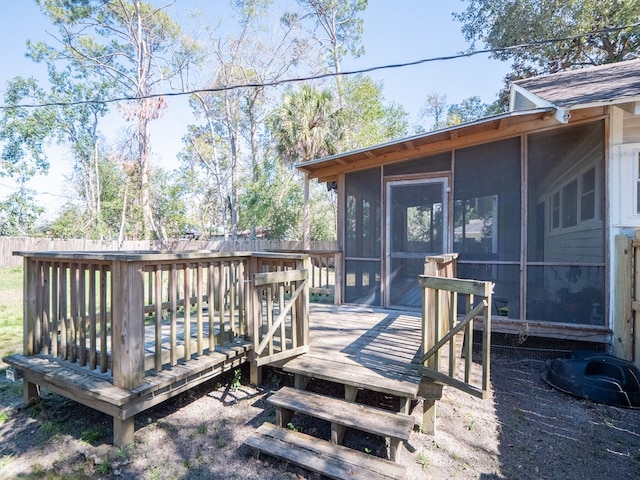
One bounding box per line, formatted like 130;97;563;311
244;422;406;480
282;355;420;400
268;386;413;461
282;354;420;414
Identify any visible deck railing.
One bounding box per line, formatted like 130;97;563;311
268;249;341;304
17;250;309;391
249;267;310;384
419;273;493;399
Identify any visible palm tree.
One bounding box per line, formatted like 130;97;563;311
269;84;341;245
270;84;340;163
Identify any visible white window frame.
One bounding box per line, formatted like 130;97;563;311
548;163;600;233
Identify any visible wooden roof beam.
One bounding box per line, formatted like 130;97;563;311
304;108;605;181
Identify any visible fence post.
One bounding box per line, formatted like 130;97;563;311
333;251;343;305
111;258;145;446
420;254;458;435
614;235;633;361
247;255;262;385
21;256;41;405
296;257;311;348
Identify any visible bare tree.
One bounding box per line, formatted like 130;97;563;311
32;0;200;240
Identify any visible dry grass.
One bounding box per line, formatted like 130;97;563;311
0;267;23;367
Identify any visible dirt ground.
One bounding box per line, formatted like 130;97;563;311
1;358;639;480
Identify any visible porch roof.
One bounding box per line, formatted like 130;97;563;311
296;107;555;183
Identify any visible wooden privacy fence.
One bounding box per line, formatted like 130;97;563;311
614;234;640;366
0;237;337;267
0;238;150;267
419;274;493;399
269;249;341;304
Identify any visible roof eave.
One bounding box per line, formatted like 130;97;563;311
562;96;640;114
510;84;569;123
296;107;557;178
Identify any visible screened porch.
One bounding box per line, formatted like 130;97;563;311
341;119;607;338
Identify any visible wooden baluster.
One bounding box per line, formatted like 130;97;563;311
183;263;191;361
99;265;108;373
69;263;78;363
216;262;225;344
299;258;310;348
34;260;43;354
266;284;274;356
196;263;203;356
464;294;473;385
237;260;246;337
207;262;216;351
51;263;59;359
41;263;50;356
170;264;177;366
79;263;87;367
59;264;68;361
291;278;298;349
147;270;154;318
228;262;236;343
89;265;97;370
482;285;492;394
155;265;163;372
448;290;457;378
24;258;38;357
278;282;286;353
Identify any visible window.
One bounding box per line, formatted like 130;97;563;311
527;121;605;326
562;179;578;228
549;167;597;231
581;167;596;221
552;191;560;229
637;153;640;214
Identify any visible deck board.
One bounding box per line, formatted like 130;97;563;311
284;305;426;399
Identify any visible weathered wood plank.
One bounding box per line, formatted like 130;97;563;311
254;269;308;286
268;387;413;441
418;274;493;296
245;423;406;480
4;354;131;406
111;260;145;390
4;336;253;419
283;355;420;399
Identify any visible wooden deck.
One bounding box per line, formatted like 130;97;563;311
7;248;493;474
286;304;425;405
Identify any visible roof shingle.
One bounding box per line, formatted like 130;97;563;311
514;59;640;108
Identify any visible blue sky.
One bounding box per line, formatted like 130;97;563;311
0;0;511;214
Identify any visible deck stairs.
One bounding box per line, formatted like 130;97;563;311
244;354;420;480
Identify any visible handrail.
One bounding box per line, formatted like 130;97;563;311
268;249;341;304
250;265;310;378
254;269;308;357
419;274;493;399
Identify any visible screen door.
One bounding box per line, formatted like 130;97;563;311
386;178;448;307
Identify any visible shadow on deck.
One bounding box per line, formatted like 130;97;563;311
284;304;425;404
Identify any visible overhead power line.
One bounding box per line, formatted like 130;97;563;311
1;22;639;110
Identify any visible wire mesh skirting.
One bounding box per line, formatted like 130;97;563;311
471;330;608;362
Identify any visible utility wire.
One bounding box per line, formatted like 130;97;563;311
1;22;639;110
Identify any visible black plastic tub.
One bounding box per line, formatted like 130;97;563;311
544;351;640;409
